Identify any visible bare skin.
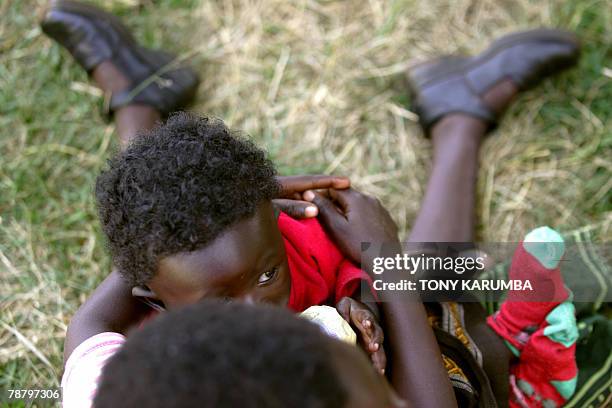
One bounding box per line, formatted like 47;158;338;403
91;61;349;218
307;188;458;407
148;202;291;308
92;61;160;145
409;78;517;243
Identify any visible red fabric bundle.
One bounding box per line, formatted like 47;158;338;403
278;212;371;312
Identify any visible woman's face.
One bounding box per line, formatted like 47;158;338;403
148;202;292;309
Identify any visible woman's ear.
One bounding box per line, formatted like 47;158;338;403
132;285;158;299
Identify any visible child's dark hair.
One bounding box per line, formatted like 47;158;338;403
95;112;280;286
93;300;348;408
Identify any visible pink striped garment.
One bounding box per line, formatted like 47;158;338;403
61;332;126;408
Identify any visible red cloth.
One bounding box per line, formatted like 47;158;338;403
487;241;568;351
487;238;577;407
508;324;577;408
278;212;371;312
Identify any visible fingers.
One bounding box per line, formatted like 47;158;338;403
370;343;387;375
328;188;352;212
338;297;386;375
354;311;384;352
277;175;350;197
355;312;386;374
328;188;378;214
335;297;352;322
363;317;386;374
305;192;347;229
272;199;318;219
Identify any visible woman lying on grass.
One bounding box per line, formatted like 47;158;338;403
43;1;581;407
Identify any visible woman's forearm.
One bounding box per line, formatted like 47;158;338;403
368;242;456;407
64;270;149;364
382;295;457;407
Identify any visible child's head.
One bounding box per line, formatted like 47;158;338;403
95;113;291;308
93;301;401;408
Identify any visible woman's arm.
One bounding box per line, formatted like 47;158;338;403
64;270;150;364
306;188;457;407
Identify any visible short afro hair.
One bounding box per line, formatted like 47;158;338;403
95;112;280;286
93;301;348;408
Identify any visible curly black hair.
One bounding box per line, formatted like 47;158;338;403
95;112;280;286
93;300;348;408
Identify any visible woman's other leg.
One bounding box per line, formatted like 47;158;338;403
41;1;199;148
92;61;161;146
406;29;580;406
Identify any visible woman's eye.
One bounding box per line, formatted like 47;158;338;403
258;267;278;285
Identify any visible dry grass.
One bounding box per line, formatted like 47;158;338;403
1;0;610;399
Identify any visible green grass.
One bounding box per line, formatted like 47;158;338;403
0;0;610;400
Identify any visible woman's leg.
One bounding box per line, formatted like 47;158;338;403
91;62;161;146
408;81;517;406
408;114;485;243
408;80;516;243
406;29;579;406
407;29;579;243
41;2;198;148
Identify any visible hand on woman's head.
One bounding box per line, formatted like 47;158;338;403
303;188;400;265
273;175;350;219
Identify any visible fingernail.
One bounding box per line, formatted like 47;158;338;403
372;343;379;351
364;320;371;328
381;369;385;375
303;190;315;201
304;206;318;217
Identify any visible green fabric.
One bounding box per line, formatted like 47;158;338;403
542;399;558;408
551;377;578;400
480;223;611;315
524;226;565;269
479;223;611;407
518;379;536;396
544;302;579;347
